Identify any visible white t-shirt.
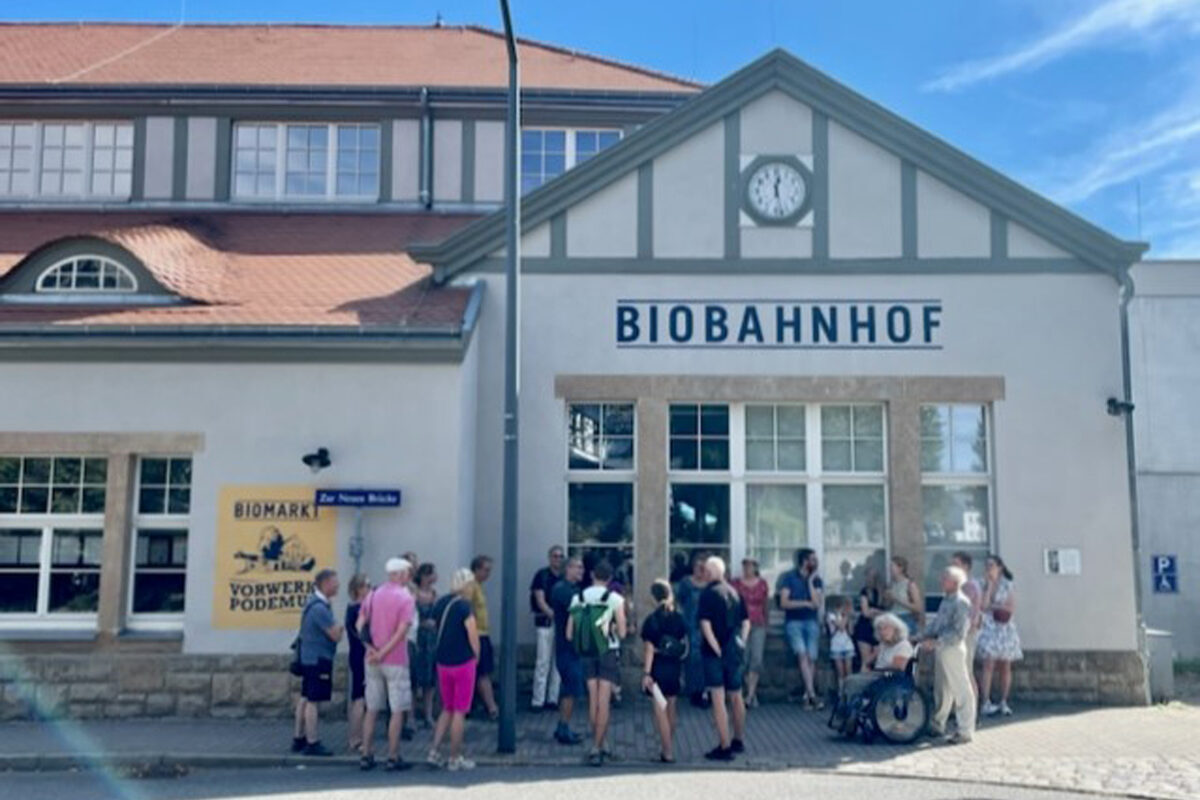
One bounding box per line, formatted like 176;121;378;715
570;585;625;648
874;639;914;671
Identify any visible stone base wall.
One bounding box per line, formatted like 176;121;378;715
0;643;1147;721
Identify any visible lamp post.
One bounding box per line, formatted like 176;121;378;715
497;0;521;755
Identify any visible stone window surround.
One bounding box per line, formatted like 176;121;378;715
0;432;204;642
555;374;1005;611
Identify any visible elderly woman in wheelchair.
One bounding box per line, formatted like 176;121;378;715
828;612;927;743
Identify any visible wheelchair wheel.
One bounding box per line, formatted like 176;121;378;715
871;683;927;744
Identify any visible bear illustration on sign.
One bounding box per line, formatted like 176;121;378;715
234;526;317;574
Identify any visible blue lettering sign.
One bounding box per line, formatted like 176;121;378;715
614;299;943;350
315;489;402;508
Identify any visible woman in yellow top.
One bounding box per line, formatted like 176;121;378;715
468;555;499;719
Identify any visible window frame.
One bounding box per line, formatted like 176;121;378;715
34;255;139;294
0;120;134;201
919;404;996;597
520;127;622;193
0;454;108;628
127;455;192;629
231;121;381;203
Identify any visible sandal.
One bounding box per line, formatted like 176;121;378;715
659;753;675;764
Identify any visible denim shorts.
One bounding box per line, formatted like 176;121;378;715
785;619;821;660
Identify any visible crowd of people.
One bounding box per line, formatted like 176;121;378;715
288;544;1024;767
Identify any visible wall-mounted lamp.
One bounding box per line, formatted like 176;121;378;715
301;447;332;473
1106;397;1135;417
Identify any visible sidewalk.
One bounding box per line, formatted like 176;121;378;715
2;699;1198;799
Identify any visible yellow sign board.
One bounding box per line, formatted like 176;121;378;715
212;485;338;629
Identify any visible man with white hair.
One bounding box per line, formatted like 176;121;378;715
921;564;976;745
698;555;750;761
358;557;416;770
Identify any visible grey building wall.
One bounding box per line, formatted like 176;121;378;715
142;116;175;200
185;117;218;200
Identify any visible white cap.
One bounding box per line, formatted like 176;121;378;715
386;557;411;574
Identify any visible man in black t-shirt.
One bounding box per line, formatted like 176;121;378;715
529;545;565;710
697;556;750;762
549;556;585;745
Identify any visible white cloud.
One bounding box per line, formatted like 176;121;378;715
925;0;1200;92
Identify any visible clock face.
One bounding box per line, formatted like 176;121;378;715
744;159;810;224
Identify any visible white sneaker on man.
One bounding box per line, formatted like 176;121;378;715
447;756;476;771
1000;701;1014;716
981;701;1001;716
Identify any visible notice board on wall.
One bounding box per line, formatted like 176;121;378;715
212;485;338;629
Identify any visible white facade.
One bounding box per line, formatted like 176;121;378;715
1130;260;1200;658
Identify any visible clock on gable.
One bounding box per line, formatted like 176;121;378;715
740;154;814;227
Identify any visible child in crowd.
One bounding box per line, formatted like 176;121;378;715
827;596;855;690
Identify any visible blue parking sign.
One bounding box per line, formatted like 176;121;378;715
1152;555;1178;594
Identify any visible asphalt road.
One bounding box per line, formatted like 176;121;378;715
0;765;1120;800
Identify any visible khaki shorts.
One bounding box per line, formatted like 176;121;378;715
365;662;413;713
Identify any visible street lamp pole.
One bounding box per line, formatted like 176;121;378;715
497;0;521;755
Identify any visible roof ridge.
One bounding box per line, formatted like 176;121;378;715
462;25;703;90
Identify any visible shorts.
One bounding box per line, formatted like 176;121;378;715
437;660;478;714
785;619;821;661
301;659;333;703
743;626;766;674
478;636;495;677
582;650;622;686
703;645;745;692
650;660;682;697
556;647;586;699
365;662;413;713
350;658;365;701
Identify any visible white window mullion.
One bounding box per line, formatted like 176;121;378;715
82;122;94;198
36;524;51;615
32;123;44;198
807;482;824;566
325;124;337;200
275;124;286;200
565;128;576;170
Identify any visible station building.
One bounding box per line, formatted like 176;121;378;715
0;24;1152;716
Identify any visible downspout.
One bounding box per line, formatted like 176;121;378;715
1118;265;1150;704
419;87;433;209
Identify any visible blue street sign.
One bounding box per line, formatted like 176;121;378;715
315;488;402;508
1151;554;1178;594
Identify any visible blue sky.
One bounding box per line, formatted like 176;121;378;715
11;0;1200;257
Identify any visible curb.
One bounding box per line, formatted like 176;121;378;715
0;752;1185;799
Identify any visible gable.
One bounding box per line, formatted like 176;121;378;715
414;49;1146;280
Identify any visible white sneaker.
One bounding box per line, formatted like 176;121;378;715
447;756;476;771
1000;702;1014;716
426;750;444;768
981;701;1001;716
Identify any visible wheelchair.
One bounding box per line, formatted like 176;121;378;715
827;650;928;744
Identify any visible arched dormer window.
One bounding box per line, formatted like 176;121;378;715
35;255;138;293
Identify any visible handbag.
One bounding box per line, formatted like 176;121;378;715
658;634;687;660
289;601;316;676
992;607;1012;624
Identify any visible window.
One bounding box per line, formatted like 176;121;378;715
0;455;107;621
35;256;138;293
669;404;730;470
130;457;192;620
521;127;621;192
568;403;634;470
921;405;992;594
233;122;380;201
670;483;731;564
0;121;132;199
821;405;885;472
0;456;107;515
745;484;807;587
822;484;887;596
566;405;634;589
137;457;192;515
746;404;806;471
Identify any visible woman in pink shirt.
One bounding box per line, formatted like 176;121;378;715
732;558;769;708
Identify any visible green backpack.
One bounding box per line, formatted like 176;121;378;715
571;589;613;658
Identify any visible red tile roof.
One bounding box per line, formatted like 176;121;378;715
0;23;700;92
0;212;480;329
